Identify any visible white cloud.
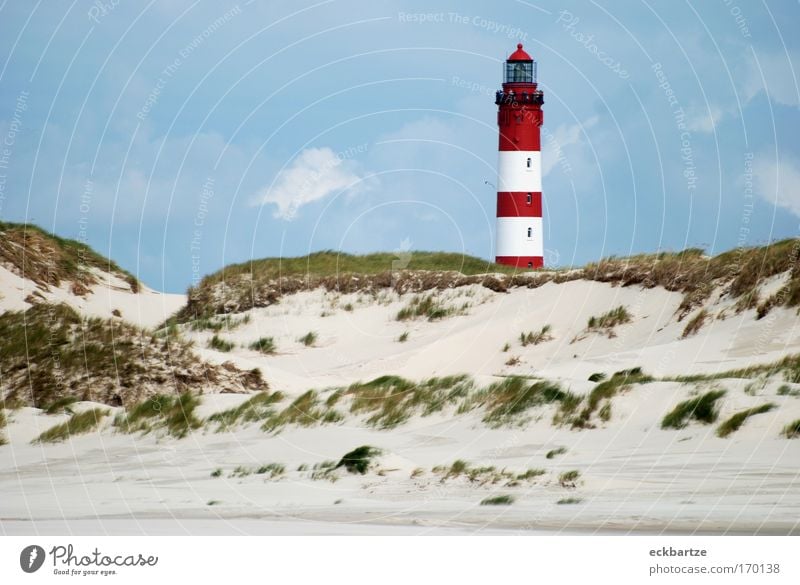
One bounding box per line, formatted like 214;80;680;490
686;104;725;133
256;147;369;220
753;153;800;216
542;116;598;177
743;50;800;108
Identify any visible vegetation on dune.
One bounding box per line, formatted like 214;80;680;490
43;396;79;415
0;410;7;446
432;461;545;486
0;303;267;408
546;446;567;459
207;391;284;431
114;392;202;438
716;403;775;438
682;309;709;338
665;353;800;385
588;372;607;382
519;324;553;346
298;331;317;347
208;334;235;352
661;389;727;429
342;374;474;429
396;293;454;321
260;390;343;433
0;221;139;292
559;470;581;488
249;336;276;354
335;445;382;475
480;495;514;506
569;367;652;429
34;408;109;443
586;305;632;336
462;376;580;428
782;419;800;438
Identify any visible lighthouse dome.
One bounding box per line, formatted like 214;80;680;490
507;43;532;61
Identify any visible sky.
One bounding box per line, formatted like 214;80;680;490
0;0;798;293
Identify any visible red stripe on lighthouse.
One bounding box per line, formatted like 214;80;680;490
495;256;544;269
496;192;542;217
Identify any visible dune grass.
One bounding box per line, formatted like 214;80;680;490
559;470;581;488
661;389;727;429
207;391;284;431
43;396;79;415
396;294;452;321
114;393;202;438
520;324;553;346
588;372;607;382
397;331;409;343
480;495;514;506
298;331;317;347
202;250;520;286
208;335;235;352
716;403;776;438
0;410;7;446
782;419;800;438
335;445;382;475
546;446;567;459
462;376;580;428
0;221;138;290
34;408;109;444
557;497;582;504
588;306;631;331
342;374;474;429
570;368;652;429
249;337;277;354
260;390;342;433
682;309;709;338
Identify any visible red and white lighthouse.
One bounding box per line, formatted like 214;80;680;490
494;44;544;269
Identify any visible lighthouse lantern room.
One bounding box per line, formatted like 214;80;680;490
494;44;544;269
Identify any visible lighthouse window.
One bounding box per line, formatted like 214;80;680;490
527;227;532;238
526;157;532;169
526;193;532;205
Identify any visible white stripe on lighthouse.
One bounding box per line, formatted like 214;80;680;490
497;151;541;192
495;216;543;257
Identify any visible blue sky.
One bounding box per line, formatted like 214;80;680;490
0;0;798;293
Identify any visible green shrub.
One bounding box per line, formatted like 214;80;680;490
34;408;108;443
777;384;800;397
480;495;514;506
588;372;606;382
335;446;382;475
249;337;276;354
717;403;775;438
546;447;567;459
661;390;726;429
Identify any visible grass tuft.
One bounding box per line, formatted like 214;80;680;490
558;470;581;488
208;335;234;352
546;446;567;459
716;403;775;438
480;495;514;506
781;419;800;438
682;309;709;338
249;337;276;354
34;408;108;443
520;324;553;346
661;389;726;429
335;445;382;475
299;331;317;347
207;391;284;431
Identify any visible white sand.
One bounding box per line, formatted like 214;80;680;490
2;274;800;535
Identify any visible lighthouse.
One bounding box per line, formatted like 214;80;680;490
494;44;544;269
